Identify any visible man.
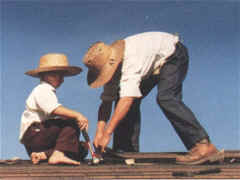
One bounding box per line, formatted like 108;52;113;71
83;32;224;165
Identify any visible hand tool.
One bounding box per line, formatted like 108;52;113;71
82;129;101;165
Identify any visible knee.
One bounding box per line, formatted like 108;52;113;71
156;93;173;107
62;126;79;136
64;120;80;131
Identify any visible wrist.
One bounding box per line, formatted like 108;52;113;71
96;128;104;136
97;121;106;130
105;127;113;136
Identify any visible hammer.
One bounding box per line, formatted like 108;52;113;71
82;129;101;164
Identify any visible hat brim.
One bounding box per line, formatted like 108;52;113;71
87;40;124;88
25;66;82;78
87;59;120;88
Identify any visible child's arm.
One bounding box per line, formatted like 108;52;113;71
52;106;88;130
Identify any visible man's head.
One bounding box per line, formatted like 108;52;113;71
83;40;125;88
25;53;82;86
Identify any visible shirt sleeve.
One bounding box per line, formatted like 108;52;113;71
34;86;61;115
119;55;142;98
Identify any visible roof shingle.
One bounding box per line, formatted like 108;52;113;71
0;150;239;179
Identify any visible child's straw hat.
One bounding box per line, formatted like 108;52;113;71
25;53;82;77
83;40;124;88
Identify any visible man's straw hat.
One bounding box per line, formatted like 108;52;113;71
25;53;82;77
83;40;124;88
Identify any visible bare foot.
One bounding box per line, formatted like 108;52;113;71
48;150;80;165
31;152;47;165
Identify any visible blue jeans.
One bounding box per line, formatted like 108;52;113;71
113;42;209;152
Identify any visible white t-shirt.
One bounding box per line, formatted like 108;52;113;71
19;81;61;142
101;32;179;101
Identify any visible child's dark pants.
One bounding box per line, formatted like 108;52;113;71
22;119;85;161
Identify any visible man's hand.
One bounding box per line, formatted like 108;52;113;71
98;131;112;152
94;97;135;152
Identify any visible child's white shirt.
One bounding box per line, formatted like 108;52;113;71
19;81;61;142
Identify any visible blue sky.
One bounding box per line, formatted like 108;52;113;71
0;0;239;159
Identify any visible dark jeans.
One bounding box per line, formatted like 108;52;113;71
113;42;209;152
22;119;88;161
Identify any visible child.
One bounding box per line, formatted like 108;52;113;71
19;53;88;165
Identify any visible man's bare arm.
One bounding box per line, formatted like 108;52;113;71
94;101;112;148
97;97;135;151
105;97;135;135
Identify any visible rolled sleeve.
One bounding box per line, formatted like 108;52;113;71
119;75;142;98
119;52;143;98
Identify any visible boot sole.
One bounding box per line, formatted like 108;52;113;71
176;149;224;165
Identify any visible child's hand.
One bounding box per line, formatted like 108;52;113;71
52;106;89;130
76;115;89;130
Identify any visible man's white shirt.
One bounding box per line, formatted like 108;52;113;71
101;32;179;102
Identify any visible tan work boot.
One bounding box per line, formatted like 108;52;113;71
176;139;224;165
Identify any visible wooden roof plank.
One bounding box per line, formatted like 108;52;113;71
0;150;240;179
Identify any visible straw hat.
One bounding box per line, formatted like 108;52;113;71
83;40;125;88
25;53;82;77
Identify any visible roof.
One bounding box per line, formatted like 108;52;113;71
0;150;240;179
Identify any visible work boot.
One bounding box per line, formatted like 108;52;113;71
176;139;224;165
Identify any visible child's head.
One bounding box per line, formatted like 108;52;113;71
25;53;82;87
40;71;64;88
